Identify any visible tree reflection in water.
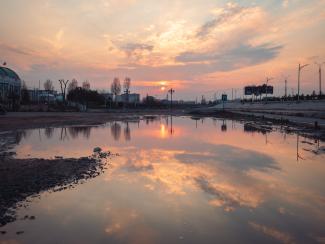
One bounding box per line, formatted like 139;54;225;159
111;122;121;141
44;127;54;139
68;126;92;139
124;122;131;141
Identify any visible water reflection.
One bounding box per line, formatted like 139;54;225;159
68;126;92;139
124;122;131;141
2;116;325;244
111;122;121;141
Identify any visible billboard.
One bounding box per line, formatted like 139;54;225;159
244;84;273;96
221;94;227;101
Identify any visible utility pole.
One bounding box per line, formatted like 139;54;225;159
265;77;274;102
168;88;175;109
297;63;309;102
283;75;289;99
315;62;325;96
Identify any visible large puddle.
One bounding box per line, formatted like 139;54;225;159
1;116;325;243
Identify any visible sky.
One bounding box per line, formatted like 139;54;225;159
0;0;325;100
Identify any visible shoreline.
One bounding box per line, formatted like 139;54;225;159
1;110;325;141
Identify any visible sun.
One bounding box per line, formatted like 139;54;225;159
160;86;166;91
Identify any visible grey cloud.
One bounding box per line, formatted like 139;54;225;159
176;44;283;65
196;5;244;38
0;43;33;56
175;144;280;172
121;43;154;53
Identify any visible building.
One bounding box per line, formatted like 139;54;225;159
116;93;140;103
0;66;21;108
27;89;58;103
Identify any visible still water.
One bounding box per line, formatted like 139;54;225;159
1;116;325;244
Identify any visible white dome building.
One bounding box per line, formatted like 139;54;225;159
0;66;21;108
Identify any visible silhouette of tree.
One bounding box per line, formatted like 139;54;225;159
111;78;121;104
82;80;90;90
58;79;69;104
44;79;54;105
68;79;78;92
123;77;131;104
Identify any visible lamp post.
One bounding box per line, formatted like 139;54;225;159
297;63;309;102
315;62;325;96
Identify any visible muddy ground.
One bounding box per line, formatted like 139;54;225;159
0;142;111;227
0;110;186;133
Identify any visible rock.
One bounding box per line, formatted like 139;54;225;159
0;231;6;235
29;216;35;220
93;147;102;153
16;231;24;235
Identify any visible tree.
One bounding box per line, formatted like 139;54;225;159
68;78;78;92
123;77;131;104
58;79;69;104
44;79;54;105
67;87;104;110
82;80;90;90
21;81;30;104
123;77;131;92
44;79;54;92
111;77;121;103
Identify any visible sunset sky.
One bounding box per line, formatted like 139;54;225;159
1;0;324;99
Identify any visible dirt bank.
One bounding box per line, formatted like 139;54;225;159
0;147;111;227
0;110;186;132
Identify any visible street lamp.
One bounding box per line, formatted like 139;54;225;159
315;62;325;96
297;63;309;102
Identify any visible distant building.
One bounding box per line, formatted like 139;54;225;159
116;93;140;103
27;89;58;103
0;66;21;107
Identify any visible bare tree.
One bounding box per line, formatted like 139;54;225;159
82;80;90;90
123;77;131;104
123;77;131;92
111;77;121;103
68;78;78;92
59;79;69;104
44;79;54;105
44;79;54;91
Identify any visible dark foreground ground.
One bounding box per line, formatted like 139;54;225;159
0;141;111;227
